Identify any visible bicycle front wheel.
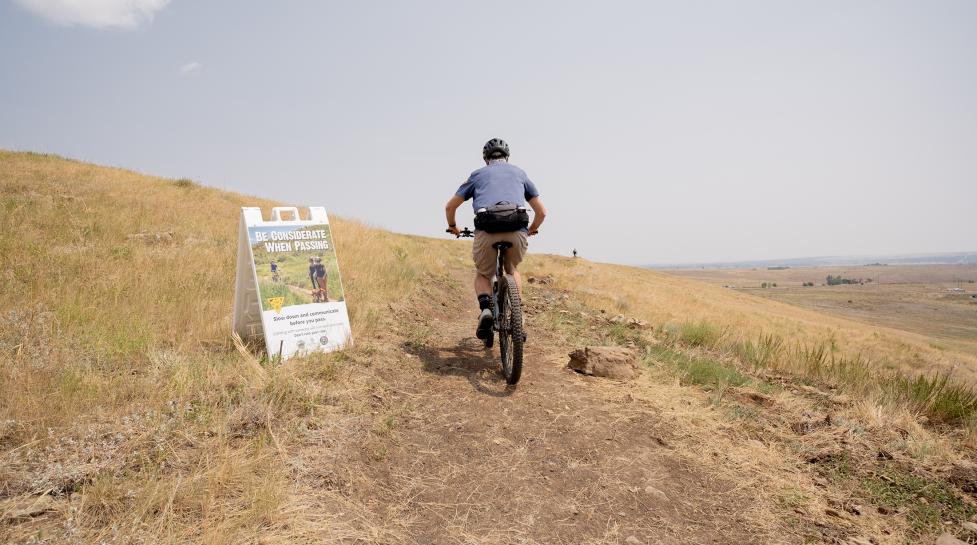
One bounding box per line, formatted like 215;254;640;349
498;274;524;385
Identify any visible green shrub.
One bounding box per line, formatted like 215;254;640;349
681;355;749;389
882;372;977;425
735;333;785;370
646;345;748;389
679;320;719;348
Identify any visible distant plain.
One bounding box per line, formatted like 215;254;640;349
668;264;977;358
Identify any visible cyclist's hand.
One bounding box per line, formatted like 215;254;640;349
447;225;461;237
528;229;539;237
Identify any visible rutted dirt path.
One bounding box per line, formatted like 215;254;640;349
286;269;784;544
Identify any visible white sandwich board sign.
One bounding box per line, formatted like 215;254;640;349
232;206;352;359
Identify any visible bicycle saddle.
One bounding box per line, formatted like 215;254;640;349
492;241;513;250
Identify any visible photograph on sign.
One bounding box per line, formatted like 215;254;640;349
249;223;346;309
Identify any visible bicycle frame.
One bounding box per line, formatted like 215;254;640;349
491;246;507;331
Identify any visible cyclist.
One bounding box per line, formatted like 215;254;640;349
445;138;547;340
270;260;279;278
314;256;327;301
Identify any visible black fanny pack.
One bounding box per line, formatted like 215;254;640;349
474;203;530;233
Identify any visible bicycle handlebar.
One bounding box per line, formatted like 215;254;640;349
446;227;475;238
445;227;539;238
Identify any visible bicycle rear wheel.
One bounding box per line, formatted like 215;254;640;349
497;274;524;385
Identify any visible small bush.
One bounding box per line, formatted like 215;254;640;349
735;333;785;370
679;320;719;348
682;356;749;389
173;178;197;188
789;342;873;389
601;322;644;348
646;345;748;389
882;372;977;425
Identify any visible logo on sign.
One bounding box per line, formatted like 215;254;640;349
266;297;285;313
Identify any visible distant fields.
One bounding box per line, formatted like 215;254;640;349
668;264;977;357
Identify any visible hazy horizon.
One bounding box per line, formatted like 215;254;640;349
646;249;977;268
2;1;975;265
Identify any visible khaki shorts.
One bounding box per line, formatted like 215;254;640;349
473;230;528;278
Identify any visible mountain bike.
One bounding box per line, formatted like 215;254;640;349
448;227;525;384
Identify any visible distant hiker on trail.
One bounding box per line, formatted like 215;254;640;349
308;257;316;289
314;256;328;301
572;249;577;258
444;138;547;340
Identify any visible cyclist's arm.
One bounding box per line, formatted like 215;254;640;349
445;195;464;234
527;197;546;235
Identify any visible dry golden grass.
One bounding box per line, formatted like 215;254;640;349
0;151;443;542
3;150;977;544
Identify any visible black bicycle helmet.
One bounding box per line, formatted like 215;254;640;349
482;138;510;160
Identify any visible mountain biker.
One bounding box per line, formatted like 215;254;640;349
314;257;327;301
270;261;278;274
444;138;547;340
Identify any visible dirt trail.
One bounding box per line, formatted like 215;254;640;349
287;269;782;544
283;282;336;303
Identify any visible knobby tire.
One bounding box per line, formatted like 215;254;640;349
498;274;524;385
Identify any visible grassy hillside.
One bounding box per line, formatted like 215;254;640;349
3;150;977;544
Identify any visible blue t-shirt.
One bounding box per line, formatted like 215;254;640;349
455;162;540;212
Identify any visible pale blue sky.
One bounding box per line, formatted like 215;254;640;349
2;1;975;264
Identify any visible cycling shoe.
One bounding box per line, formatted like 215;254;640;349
475;309;493;340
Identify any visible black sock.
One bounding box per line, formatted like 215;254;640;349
477;294;491;311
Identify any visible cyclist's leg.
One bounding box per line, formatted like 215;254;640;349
472;231;501;296
500;231;529;294
472;231;501;339
474;273;492;295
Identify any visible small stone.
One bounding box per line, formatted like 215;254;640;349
825;508;842;518
625;537;642;545
845;538;872;545
1;495;55;521
643;485;669;502
567;346;640;380
126;231;174;244
935;532;968;545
